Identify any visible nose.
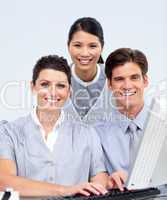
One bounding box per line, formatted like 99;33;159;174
80;47;90;57
49;85;58;97
123;79;133;90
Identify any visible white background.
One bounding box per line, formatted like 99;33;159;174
0;0;166;121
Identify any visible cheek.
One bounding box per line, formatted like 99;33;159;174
111;84;122;93
61;91;70;98
36;88;49;98
94;48;102;57
92;52;100;59
69;48;77;58
59;89;70;98
137;82;146;92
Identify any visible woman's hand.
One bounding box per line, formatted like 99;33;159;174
65;182;108;197
107;170;127;191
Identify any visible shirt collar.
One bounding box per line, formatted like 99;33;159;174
133;104;149;130
31;106;64;131
113;104;149;134
71;63;101;87
112;109;130;134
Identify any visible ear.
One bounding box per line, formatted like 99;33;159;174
107;79;112;91
101;46;104;54
30;81;35;93
67;44;71;53
69;86;73;98
143;74;149;88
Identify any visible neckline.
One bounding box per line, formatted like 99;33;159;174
71;63;101;87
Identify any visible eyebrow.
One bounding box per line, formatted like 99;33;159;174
112;76;124;79
131;74;141;76
39;80;68;83
113;73;141;79
71;41;99;44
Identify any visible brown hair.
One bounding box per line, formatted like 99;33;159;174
32;55;71;85
105;48;148;79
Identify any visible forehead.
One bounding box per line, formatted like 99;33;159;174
112;62;142;77
70;30;100;43
37;69;68;82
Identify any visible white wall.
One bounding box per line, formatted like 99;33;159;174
0;0;167;121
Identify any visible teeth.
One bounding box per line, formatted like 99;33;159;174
79;59;91;64
123;91;136;96
47;98;58;103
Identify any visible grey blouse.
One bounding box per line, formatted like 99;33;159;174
0;114;106;186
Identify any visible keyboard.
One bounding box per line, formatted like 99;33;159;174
18;187;160;200
65;187;160;200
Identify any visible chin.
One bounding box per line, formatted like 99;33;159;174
39;103;62;111
46;107;61;112
116;100;132;111
78;65;91;70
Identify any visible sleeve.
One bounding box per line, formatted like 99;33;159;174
89;127;106;177
0;124;15;161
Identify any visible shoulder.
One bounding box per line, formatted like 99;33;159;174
98;63;105;69
6;114;31;128
94;120;119;136
94;121;108;133
0;114;32;138
98;63;105;74
63;120;99;140
64;120;95;133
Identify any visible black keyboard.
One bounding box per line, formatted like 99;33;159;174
19;187;161;200
65;187;160;200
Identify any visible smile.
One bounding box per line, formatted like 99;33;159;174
45;98;60;103
79;58;92;65
122;91;136;96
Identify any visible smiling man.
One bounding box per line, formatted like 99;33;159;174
95;48;149;190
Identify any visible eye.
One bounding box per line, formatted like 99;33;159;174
56;83;66;89
89;44;98;48
131;74;141;80
40;82;49;87
113;77;124;82
73;43;81;48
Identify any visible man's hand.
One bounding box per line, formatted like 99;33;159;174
66;182;108;197
107;170;127;191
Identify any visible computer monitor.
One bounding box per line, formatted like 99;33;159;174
126;94;167;190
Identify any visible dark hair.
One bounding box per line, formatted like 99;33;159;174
32;55;71;85
105;48;148;79
68;17;104;64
